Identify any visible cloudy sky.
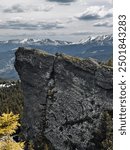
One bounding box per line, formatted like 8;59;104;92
0;0;113;41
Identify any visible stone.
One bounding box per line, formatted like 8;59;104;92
14;47;113;150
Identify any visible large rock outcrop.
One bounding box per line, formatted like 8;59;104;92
14;47;113;150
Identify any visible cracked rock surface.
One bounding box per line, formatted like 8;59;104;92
14;47;113;150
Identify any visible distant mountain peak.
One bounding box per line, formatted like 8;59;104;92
77;34;113;45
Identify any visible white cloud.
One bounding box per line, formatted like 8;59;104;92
46;0;76;4
94;21;113;27
0;18;64;30
76;6;112;20
33;5;54;12
70;31;94;35
0;0;113;41
108;0;113;4
2;4;54;13
3;4;25;13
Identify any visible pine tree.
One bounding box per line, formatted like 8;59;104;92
88;110;113;150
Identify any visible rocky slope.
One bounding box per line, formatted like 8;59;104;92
14;47;113;150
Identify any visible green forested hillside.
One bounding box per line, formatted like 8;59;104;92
0;80;24;116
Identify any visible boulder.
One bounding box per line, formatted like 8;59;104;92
14;47;113;150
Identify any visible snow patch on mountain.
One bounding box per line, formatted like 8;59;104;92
0;83;15;88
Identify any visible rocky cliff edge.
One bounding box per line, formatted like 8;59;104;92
14;47;113;150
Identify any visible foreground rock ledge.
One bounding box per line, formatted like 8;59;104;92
14;47;113;150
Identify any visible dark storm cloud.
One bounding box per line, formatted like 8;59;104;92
93;21;113;27
0;20;64;30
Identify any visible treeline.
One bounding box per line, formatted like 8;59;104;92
0;80;24;116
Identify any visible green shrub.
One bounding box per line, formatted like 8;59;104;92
89;110;113;150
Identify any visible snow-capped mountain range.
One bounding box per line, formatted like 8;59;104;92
0;38;72;45
0;34;112;46
0;34;113;79
78;34;112;45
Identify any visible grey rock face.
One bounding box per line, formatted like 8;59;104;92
14;47;113;150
